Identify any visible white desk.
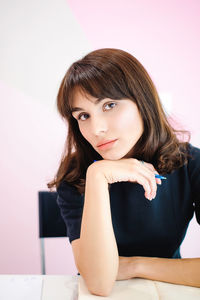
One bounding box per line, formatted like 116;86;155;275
1;275;200;299
79;276;200;299
0;275;78;300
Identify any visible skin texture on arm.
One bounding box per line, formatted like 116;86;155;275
117;256;200;288
76;158;159;296
78;166;119;297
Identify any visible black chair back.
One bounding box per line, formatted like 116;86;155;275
38;191;67;238
38;191;67;274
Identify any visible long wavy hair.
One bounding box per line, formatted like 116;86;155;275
47;48;191;195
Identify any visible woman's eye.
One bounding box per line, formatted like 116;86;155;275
104;102;117;110
78;113;88;121
77;102;117;121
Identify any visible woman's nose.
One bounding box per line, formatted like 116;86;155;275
91;116;108;135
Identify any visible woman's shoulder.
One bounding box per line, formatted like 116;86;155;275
57;180;77;192
187;143;200;155
187;143;200;162
57;180;83;203
186;142;200;176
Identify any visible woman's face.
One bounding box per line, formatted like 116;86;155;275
71;90;144;160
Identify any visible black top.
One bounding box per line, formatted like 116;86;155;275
56;143;200;259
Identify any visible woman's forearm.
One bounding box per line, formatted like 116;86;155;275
78;166;119;296
133;256;200;287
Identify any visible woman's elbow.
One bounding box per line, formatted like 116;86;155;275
78;264;117;296
89;285;113;297
84;276;115;297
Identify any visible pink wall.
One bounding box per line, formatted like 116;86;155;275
0;0;200;274
67;0;200;140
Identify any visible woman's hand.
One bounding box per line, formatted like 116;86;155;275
88;158;161;201
116;256;139;281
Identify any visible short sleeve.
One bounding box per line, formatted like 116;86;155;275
187;144;200;224
56;180;84;243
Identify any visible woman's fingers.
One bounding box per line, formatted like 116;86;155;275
135;173;155;200
137;160;159;200
92;158;160;200
144;162;162;185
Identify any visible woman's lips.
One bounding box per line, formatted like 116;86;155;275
97;139;118;150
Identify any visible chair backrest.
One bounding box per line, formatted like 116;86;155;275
38;191;67;238
38;191;67;274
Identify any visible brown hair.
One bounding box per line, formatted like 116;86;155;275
47;48;191;194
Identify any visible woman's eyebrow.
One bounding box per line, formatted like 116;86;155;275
71;98;105;113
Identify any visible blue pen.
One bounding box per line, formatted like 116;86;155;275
155;174;167;180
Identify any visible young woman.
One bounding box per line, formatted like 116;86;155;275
48;48;200;296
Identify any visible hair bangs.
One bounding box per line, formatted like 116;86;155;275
67;62;129;114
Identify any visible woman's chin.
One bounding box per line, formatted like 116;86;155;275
101;152;126;161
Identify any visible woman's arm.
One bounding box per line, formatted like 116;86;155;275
117;256;200;287
78;158;159;296
78;166;119;297
137;256;200;287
